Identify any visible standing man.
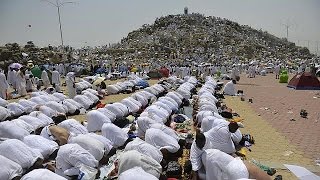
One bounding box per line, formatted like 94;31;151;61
0;71;9;99
41;68;50;89
66;72;76;98
274;64;280;79
51;68;61;92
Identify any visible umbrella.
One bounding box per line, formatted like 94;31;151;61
93;77;105;86
9;63;23;69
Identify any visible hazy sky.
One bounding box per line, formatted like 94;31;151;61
0;0;319;53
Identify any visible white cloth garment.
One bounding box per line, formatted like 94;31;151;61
18;99;37;113
118;167;158;180
23;135;59;158
125;137;163;163
190;141;205;171
58;119;88;136
62;100;78;114
136;116;158;137
118;150;162;178
10;119;35;133
45;101;68;114
0;139;43;169
53;92;67;101
51;70;61;92
0;155;23;180
66;72;76;98
96;108;116;122
68;134;105;161
201;116;227;132
7;102;26;117
29;111;54;125
82;91;99;103
145;128;180;153
86;133;113;154
56;144;98;176
73;95;93;110
86;110;111;132
0;72;9;99
64;98;83;109
196;111;214;124
0;97;8;107
16;71;27;96
18;115;48;130
223;80;236;96
41;70;50;88
37;105;58;118
0;106;11;121
0;120;30;140
22;169;67;180
101;123;128;148
202;149;249;180
204;124;236;154
150;123;180;141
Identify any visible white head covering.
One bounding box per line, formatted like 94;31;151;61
225;158;249;179
0;155;23;180
101;123;128;148
86;110;111;132
118;150;162;178
21;169;67;180
0;139;43;169
118;167;158;180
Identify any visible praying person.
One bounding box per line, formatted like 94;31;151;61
0;71;9;99
223;80;236;96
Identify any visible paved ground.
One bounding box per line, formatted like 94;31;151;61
224;73;320;178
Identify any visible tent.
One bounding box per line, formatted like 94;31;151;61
287;72;320;90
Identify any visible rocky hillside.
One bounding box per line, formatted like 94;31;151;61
107;13;313;64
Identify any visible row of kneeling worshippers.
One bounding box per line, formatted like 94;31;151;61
0;76;196;179
185;76;271;180
0;87;100;122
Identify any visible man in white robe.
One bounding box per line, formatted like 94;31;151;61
274;65;280;79
118;167;158;180
0;71;9;99
223;80;236;96
21;169;67;180
0;106;11;121
66;72;76;98
23;134;59;158
41;69;50;89
0;120;31;140
101;123;129;148
145;128;180;154
68;134;106;162
96;108;116;122
51;68;61;92
125;137;163;164
73;95;94;110
58;119;88;136
6;102;26;117
0;155;23;180
55;143;98;177
86;110;111;132
118;150;162;179
0;139;43;170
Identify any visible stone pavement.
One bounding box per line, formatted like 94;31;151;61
224;74;320;178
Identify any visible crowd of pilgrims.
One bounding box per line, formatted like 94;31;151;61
0;66;273;179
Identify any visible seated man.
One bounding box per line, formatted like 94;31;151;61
101;123;130;149
0;139;44;171
55;143;98;178
86;110;111;132
145;128;181;160
23;135;59;159
124;137;163;164
0;155;23;180
223;80;236;96
117;150;162;179
21;169;67;180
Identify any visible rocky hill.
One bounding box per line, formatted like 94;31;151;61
107;13;313;64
